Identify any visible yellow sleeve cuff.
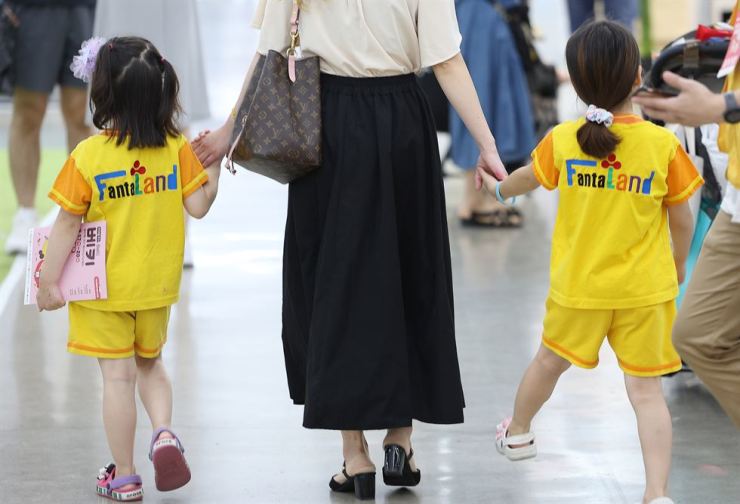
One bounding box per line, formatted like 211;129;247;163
182;170;209;198
49;189;88;215
665;176;704;206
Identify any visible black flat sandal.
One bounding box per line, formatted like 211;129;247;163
382;444;421;487
329;463;376;500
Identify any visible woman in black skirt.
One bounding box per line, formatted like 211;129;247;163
194;0;508;499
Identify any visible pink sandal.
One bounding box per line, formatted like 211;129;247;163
96;463;144;501
149;427;191;491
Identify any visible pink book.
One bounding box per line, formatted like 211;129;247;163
24;221;108;305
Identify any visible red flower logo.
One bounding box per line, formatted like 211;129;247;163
601;153;621;170
130;160;147;176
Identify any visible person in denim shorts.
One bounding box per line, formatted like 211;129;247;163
4;0;95;254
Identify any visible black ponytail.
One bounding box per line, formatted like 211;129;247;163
157;58;181;142
565;21;640;159
576;122;620;159
90;36;182;149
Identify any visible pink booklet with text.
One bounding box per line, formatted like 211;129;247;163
24;221;108;305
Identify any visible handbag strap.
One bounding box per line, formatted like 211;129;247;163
288;1;301;83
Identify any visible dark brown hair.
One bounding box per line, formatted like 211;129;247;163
90;36;181;149
565;21;640;159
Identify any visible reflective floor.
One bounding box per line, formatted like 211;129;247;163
1;1;739;503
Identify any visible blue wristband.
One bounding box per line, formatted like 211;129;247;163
495;183;516;205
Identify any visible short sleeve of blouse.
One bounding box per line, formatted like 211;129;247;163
417;0;462;67
251;0;267;29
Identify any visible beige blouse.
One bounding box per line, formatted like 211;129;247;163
252;0;462;77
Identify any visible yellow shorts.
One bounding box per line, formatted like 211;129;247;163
541;297;682;377
68;304;170;359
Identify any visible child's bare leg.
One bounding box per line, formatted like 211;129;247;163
624;374;672;503
99;358;138;478
135;355;174;440
508;345;571;435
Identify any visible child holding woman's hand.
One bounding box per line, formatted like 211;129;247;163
478;21;700;504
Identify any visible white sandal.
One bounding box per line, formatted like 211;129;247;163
644;498;674;504
495;417;537;461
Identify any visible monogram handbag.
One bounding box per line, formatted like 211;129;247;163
226;1;321;184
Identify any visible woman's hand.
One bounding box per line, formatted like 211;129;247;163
192;121;234;168
37;283;65;312
632;71;726;127
475;147;508;190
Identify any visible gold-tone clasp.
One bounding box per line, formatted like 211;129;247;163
290;32;301;51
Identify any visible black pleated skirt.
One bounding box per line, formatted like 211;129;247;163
282;73;465;430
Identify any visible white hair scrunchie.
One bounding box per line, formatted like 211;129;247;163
585;105;614;127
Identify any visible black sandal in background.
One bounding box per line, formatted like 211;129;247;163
329;463;376;500
505;207;524;228
460;210;509;228
382;445;421;487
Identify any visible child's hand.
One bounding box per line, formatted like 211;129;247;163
476;165;500;196
37;283;66;312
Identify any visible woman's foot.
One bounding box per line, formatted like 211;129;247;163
330;433;376;499
382;427;420;486
332;433;375;485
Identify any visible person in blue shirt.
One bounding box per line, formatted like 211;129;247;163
450;0;536;227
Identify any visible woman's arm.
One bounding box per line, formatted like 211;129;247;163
432;53;508;184
192;52;261;167
37;209;83;311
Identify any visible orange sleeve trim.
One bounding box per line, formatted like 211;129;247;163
67;342;134;355
182;170;208;197
49;189;88;215
542;336;598;368
665;176;704;206
532;160;557;190
617;357;683;374
531;131;558;190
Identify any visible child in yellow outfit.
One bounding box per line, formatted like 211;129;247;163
477;22;702;504
37;37;220;501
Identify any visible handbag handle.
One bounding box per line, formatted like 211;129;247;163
287;1;302;82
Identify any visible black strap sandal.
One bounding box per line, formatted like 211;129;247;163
382;444;421;487
505;207;524;228
329;463;376;500
460;209;509;228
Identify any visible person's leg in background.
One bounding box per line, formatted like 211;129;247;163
59;4;94;149
5;89;48;253
604;0;638;31
567;0;595;32
60;87;91;152
5;4;92;254
4;3;62;254
673;212;740;427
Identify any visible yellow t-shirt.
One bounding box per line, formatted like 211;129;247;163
532;115;703;309
719;1;740;189
49;133;207;311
